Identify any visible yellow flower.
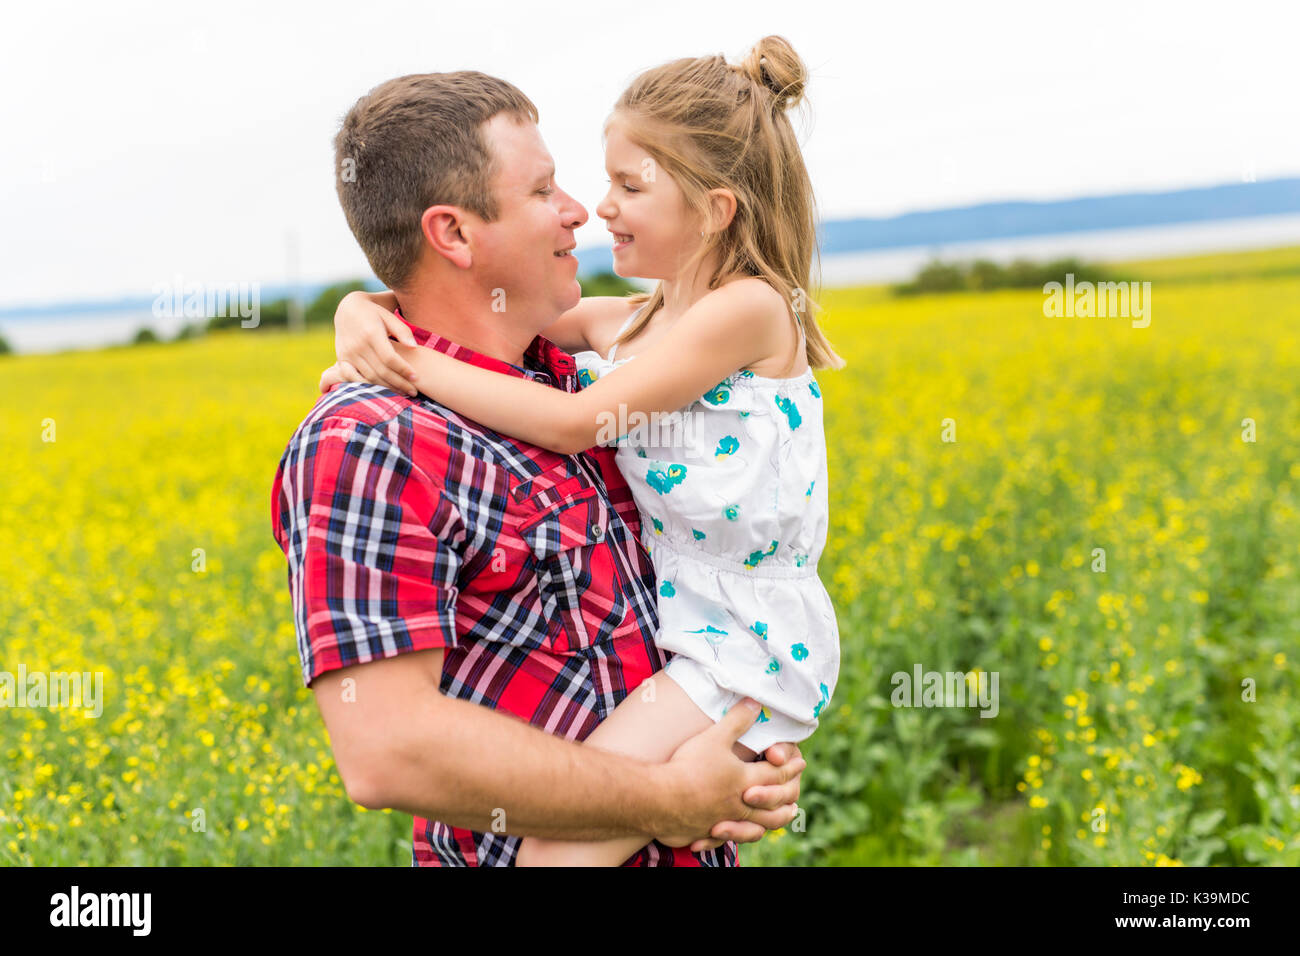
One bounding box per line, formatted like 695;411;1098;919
1174;765;1202;791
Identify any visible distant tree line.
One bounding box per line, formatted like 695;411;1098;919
577;271;641;297
128;271;640;346
893;257;1124;296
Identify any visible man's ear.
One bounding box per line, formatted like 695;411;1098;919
706;188;738;233
420;205;474;270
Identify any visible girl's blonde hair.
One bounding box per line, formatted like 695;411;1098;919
609;35;845;374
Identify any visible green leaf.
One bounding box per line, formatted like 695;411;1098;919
1187;808;1226;836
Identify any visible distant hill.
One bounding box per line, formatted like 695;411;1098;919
6;177;1297;318
574;177;1300;275
815;177;1300;254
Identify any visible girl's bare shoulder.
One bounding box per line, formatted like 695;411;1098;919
713;277;806;377
713;276;788;313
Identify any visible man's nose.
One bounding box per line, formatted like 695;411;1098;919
560;188;588;230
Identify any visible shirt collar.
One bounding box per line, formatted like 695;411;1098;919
392;306;577;391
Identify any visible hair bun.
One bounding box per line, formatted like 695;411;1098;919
739;35;807;111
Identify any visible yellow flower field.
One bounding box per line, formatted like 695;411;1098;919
2;246;1298;865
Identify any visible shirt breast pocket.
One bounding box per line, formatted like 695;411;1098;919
515;474;629;655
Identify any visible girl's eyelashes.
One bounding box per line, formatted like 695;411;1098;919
604;178;639;193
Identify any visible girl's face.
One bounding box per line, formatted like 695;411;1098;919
596;119;704;280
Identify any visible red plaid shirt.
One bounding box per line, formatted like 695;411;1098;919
271;311;737;867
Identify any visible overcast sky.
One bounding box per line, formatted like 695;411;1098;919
3;0;1297;305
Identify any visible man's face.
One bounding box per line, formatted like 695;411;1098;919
472;114;587;325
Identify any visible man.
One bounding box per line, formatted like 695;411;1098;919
270;71;805;866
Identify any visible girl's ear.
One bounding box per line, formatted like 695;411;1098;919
706;188;738;233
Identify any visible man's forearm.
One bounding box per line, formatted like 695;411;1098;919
377;692;678;842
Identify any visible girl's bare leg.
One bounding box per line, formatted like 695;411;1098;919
514;669;757;866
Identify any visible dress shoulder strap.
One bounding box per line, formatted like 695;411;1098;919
606;305;644;362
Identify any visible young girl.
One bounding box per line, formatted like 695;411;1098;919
322;35;845;866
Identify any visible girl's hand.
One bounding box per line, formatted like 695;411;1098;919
335;290;420;397
319;360;365;394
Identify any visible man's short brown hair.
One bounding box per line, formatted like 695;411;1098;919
333;72;539;290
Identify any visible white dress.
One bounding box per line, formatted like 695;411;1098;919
571;305;840;753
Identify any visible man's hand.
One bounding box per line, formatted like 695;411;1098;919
689;740;805;853
651;698;806;850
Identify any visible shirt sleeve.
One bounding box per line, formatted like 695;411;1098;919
273;414;463;687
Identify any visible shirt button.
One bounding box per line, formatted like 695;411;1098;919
590;523;604;541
